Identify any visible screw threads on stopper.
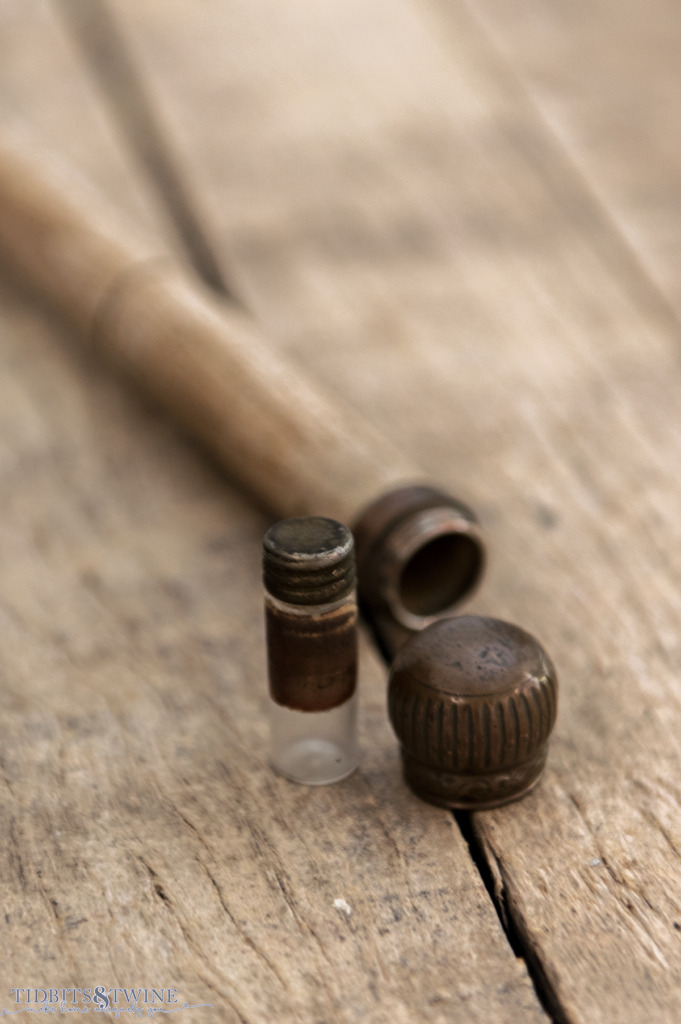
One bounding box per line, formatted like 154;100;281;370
263;517;356;606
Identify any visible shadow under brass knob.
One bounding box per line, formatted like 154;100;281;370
388;615;558;810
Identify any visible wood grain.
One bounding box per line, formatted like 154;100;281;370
466;0;681;314
96;0;681;1019
0;1;548;1021
0;0;165;240
56;0;228;292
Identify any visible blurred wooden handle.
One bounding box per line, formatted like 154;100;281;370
0;128;415;524
0;128;484;647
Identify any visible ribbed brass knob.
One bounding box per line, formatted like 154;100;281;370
388;615;558;809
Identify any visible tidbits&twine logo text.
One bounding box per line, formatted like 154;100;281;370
2;989;212;1017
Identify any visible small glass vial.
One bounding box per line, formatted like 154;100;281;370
263;516;359;785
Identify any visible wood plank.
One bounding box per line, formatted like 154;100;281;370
0;3;548;1022
55;0;228;292
0;336;544;1020
0;308;549;1021
463;0;681;313
98;0;681;1020
0;0;166;240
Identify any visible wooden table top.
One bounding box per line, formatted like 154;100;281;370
2;1;681;1021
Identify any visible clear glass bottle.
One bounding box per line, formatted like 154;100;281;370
263;517;358;784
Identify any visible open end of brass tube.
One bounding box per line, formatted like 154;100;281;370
353;485;485;657
398;530;482;621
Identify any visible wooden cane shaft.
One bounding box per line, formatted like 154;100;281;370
0;130;158;335
0;131;416;523
96;264;414;521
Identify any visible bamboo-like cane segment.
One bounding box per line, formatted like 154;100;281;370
0;127;416;524
0;127;485;650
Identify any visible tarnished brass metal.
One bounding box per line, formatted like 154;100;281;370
388;615;558;809
353;485;485;657
263;517;357;712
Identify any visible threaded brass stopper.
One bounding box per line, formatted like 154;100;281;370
263;517;356;606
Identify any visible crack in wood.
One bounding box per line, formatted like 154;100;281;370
249;821;336;973
137;855;251;1022
197;851;290;993
456;810;569;1024
56;0;230;297
139;855;172;905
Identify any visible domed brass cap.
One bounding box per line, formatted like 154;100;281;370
388;615;558;809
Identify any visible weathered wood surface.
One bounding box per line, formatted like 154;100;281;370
0;2;548;1022
92;0;681;1021
468;0;681;313
0;0;166;242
